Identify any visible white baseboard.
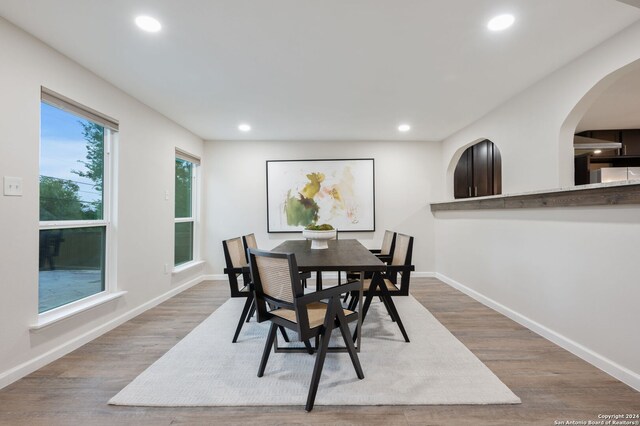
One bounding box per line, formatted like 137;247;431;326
412;272;435;278
435;273;640;392
204;271;435;281
203;274;227;281
0;275;207;390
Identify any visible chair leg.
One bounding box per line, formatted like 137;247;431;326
348;292;359;311
258;323;278;377
264;303;287;343
334;299;364;379
303;339;314;355
232;296;253;343
380;295;396;322
382;295;410;343
245;299;256;323
305;308;335;412
278;326;290;342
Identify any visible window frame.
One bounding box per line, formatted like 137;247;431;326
174;150;200;268
37;91;117;319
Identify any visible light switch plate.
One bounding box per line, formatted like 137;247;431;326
4;176;23;196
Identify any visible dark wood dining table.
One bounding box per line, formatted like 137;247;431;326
271;239;386;351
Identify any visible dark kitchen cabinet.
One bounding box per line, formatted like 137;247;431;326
577;129;640;155
454;139;502;199
574;129;640;185
622;130;640;155
454;147;473;198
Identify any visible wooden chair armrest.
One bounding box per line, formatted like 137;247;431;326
300;271;312;280
385;264;415;274
224;267;245;274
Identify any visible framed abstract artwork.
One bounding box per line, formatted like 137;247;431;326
266;159;375;233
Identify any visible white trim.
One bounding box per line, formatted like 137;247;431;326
435;273;640;392
204;271;434;281
193;162;200;263
172;260;205;275
1;275;207;390
175;217;194;223
105;130;117;298
31;291;127;330
103;128;113;296
203;274;226;281
174;156;199;266
39;220;108;229
412;272;435;278
41;87;119;131
175;148;201;165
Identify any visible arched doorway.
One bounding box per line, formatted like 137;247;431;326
572;61;640;185
453;139;501;199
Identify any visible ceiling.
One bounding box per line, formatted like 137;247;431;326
1;0;639;141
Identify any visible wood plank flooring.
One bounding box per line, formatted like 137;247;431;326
0;277;638;425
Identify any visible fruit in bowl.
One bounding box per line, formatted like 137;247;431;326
302;224;336;249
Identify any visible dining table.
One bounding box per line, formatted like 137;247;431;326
271;238;386;352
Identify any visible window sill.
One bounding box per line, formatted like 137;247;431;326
30;291;127;331
172;260;205;275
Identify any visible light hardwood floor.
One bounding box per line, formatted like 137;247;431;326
0;277;638;425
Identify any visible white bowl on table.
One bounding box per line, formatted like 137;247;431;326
302;229;336;249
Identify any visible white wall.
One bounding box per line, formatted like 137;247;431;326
435;21;640;390
202;139;441;276
0;18;205;388
441;21;640;196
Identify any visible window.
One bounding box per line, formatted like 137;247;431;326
39;88;117;314
174;151;199;266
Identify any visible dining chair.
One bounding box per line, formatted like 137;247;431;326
242;233;258;263
247;248;364;412
370;230;396;263
223;236;292;343
241;233;259;319
349;233;414;342
244;232;311;293
222;237;255;343
344;230;396;301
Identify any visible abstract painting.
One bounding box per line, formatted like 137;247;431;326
267;159;375;232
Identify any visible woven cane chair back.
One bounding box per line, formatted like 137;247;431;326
391;233;410;266
255;255;295;304
225;237;246;268
380;230;395;256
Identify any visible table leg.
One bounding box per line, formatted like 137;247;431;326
356;270;363;351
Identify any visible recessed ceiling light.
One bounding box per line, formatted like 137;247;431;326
593;149;602;154
135;15;162;33
487;14;515;31
398;124;411;132
238;123;251;132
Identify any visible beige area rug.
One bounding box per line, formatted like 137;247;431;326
109;295;520;406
